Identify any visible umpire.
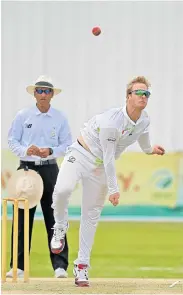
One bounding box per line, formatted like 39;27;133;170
7;75;72;278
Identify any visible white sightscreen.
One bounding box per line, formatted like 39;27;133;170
2;1;183;152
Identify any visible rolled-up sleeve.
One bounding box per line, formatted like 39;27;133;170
52;118;72;158
138;128;153;154
8;113;27;157
99;127;120;195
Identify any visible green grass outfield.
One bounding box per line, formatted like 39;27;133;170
4;221;183;278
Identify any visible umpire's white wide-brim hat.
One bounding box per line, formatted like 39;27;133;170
7;169;43;209
26;75;62;96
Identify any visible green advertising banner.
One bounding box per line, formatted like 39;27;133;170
1;150;183;220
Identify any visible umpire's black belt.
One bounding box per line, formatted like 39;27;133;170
20;159;57;166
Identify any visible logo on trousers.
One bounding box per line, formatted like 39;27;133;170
25;124;32;128
67;156;76;163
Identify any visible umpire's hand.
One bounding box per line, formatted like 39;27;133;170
27;145;40;156
39;148;50;158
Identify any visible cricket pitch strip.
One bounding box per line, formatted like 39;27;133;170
2;278;183;294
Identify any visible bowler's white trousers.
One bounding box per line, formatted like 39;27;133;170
52;141;108;266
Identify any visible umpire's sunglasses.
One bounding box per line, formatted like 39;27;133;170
129;89;151;98
35;88;53;95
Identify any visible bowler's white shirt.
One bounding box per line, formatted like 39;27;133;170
80;106;153;195
8;106;72;161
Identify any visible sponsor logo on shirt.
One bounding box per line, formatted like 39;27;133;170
50;127;56;139
122;126;135;135
107;137;116;142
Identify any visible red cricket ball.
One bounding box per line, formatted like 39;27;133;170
92;27;101;36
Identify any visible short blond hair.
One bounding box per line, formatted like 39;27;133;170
126;76;151;98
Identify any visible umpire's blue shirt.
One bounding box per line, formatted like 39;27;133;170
8;106;72;161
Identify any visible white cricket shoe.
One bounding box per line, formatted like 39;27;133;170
51;224;68;254
55;267;68;278
73;264;89;287
6;268;24;278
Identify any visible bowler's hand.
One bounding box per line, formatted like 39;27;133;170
109;192;120;206
27;145;40;156
39;148;50;158
152;145;165;156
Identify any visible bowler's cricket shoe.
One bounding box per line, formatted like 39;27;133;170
51;225;68;254
73;264;89;287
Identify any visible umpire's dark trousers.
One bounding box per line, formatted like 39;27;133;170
10;161;68;271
